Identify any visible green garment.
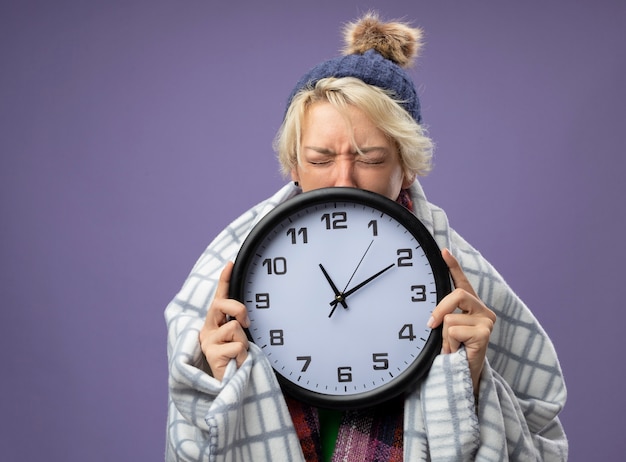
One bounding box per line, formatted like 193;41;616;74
318;408;343;462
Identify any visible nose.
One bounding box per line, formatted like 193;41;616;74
333;158;357;188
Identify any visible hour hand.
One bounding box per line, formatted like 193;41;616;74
319;264;348;309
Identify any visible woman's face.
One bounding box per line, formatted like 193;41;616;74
290;101;412;200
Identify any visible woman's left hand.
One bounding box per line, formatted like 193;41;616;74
428;249;496;395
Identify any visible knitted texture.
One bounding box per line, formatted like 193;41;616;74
285;396;323;461
333;397;404;462
285;394;404;462
286;49;421;123
395;187;414;211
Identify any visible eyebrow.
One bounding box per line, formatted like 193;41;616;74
304;146;387;155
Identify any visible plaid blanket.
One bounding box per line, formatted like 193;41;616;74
165;181;568;461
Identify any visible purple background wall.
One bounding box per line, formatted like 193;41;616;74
1;1;624;460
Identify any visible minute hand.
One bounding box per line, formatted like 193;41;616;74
329;263;396;307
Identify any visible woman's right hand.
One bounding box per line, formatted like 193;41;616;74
199;261;250;381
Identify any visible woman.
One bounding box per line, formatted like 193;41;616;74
165;13;567;461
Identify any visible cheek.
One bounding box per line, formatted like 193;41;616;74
292;168;325;192
376;167;406;199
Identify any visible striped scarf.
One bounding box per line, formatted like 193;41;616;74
286;395;404;462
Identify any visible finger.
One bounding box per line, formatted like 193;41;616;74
442;327;462;354
215;261;234;300
442;314;491;351
203;342;249;381
203;338;248;362
200;319;249;362
205;262;234;328
211;321;249;352
202;317;250;346
428;288;471;328
208;298;250;328
441;312;467;354
206;262;250;329
440;311;489;328
428;285;494;329
447;324;493;347
445;323;491;392
442;249;478;298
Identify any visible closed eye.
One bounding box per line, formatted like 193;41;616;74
309;159;332;165
303;146;335;165
357;156;385;165
355;148;387;165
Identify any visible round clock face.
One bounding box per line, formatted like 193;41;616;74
229;187;450;409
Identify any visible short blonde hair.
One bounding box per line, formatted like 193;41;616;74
274;77;433;180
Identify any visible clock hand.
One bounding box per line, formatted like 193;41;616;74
327;239;375;318
319;264;348;309
329;263;396;308
341;240;374;293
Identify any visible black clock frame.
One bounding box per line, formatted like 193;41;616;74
229;187;451;410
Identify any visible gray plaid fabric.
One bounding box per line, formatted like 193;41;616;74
165;181;568;461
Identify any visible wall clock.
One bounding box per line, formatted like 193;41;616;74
229;187;451;409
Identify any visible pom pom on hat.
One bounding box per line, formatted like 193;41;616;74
285;12;425;123
342;11;423;68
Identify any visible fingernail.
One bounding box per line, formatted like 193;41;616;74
427;316;435;328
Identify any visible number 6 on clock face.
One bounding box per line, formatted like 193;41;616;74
229;187;451;410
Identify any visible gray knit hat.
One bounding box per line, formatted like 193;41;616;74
286;12;424;123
